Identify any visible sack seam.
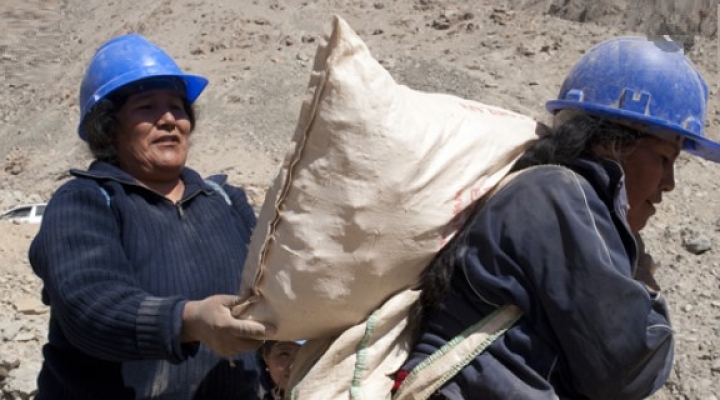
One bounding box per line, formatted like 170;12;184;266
394;305;522;399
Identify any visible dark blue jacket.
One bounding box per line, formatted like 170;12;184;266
402;158;673;399
30;161;259;399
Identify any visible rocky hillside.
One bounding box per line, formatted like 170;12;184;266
0;0;718;398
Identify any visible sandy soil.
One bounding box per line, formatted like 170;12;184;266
0;0;718;398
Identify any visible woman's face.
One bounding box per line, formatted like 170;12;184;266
114;89;191;182
263;341;301;391
621;135;681;233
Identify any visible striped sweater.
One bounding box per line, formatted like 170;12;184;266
30;161;259;399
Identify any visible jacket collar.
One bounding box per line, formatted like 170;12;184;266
570;157;627;216
570;157;638;265
69;161;211;201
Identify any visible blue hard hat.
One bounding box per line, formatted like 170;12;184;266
546;36;720;162
78;34;208;140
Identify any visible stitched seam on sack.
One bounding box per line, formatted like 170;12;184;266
396;305;521;396
253;70;330;291
349;306;381;400
399;314;495;388
431;309;521;395
395;306;521;398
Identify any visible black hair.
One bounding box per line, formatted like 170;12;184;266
256;341;276;392
80;77;197;164
408;113;644;337
258;340;278;362
511;113;644;171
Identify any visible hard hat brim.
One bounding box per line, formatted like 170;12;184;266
547;99;720;163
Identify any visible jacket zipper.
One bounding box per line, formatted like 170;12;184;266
176;202;185;219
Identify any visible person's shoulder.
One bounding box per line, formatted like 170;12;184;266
202;175;246;198
507;165;585;192
44;171;117;212
39;177;111;225
202;174;249;197
487;164;594;210
53;175;104;196
198;174;256;218
188;169;244;194
203;173;228;186
516;164;578;179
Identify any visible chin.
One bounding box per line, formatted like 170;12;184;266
628;218;648;233
156;163;185;172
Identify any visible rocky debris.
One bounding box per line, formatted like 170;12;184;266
0;0;718;398
2;151;28;177
683;233;712;255
511;0;717;38
12;298;47;318
0;268;45;399
3;361;40;400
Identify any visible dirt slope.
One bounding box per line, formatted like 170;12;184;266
0;0;718;398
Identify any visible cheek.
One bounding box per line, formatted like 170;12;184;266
178;119;193;135
622;157;657;205
270;365;284;381
125;136;150;157
626;185;642;208
623;170;644;207
117;123;150;148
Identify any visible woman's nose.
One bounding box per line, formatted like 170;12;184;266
660;164;675;192
156;107;178;128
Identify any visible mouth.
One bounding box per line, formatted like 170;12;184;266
152;135;180;145
646;201;657;214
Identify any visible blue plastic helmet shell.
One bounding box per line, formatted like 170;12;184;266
546;36;720;162
78;34;208;140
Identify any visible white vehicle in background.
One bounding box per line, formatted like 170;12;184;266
0;203;47;224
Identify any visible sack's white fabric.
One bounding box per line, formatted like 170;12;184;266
288;288;420;399
232;15;540;341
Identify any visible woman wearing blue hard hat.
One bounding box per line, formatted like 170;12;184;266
397;37;719;399
30;34;271;399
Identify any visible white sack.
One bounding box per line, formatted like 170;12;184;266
233;15;540;340
287;289;420;399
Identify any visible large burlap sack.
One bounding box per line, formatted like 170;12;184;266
287;289;420;400
232;15;540;340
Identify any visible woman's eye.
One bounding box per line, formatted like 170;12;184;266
662;153;675;165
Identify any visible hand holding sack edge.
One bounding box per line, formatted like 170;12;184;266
182;294;272;357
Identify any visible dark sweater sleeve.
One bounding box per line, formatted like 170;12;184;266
478;167;673;399
29;181;188;363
